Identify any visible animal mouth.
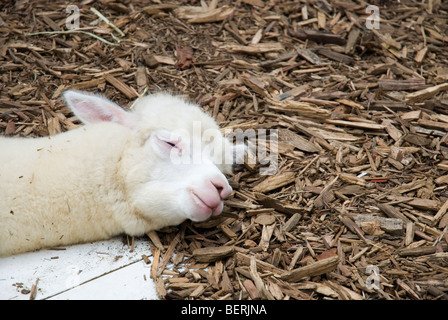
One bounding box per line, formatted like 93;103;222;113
190;191;223;220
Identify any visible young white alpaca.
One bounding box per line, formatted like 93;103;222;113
0;91;244;257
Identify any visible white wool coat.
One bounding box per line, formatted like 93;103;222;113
0;92;239;257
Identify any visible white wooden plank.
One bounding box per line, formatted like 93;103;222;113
48;260;156;300
0;237;159;300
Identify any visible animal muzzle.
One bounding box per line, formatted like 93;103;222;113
189;177;233;221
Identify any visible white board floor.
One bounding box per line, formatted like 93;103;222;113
0;237;159;300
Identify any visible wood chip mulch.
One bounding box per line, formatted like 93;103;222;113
1;0;448;300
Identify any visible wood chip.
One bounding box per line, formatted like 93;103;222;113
220;42;285;54
192;246;234;263
290;29;347;45
431;199;448;227
354;214;404;235
372;29;402;50
377;203;411;224
279;256;339;282
156;233;180;276
103;74;138;99
378;78;426;91
186;6;234;24
278;128;321;153
242;279;260;300
406;82;448;102
317;48;354;64
3;0;448;301
250;256;275;299
253;171;296;193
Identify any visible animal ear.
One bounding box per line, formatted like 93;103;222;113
63;90;137;129
232;143;247;164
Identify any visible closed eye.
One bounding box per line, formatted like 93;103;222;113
164;141;177;148
163;140;183;154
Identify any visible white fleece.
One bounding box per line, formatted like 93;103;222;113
0;91;241;257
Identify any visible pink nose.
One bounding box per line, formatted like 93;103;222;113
210;178;232;200
190;177;232;221
198;179;232;210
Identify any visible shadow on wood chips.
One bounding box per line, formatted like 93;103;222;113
1;0;448;300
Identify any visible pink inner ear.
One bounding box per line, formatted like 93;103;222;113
70;98;112;123
66;91;137;129
96;100;138;129
84;105;115;123
101;114;114;122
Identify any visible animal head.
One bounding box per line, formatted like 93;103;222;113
63;90;245;226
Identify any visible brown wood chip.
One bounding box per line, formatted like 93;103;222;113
3;0;448;301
